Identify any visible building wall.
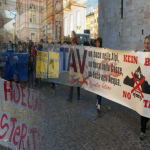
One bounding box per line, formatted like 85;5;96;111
86;13;94;39
98;0;150;51
0;0;16;42
94;7;98;39
64;6;86;37
41;0;63;43
15;0;42;43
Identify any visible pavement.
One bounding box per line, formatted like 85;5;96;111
2;81;150;150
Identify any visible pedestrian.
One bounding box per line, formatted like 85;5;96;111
29;47;36;88
90;37;103;116
84;37;90;46
26;42;33;87
7;41;13;50
135;35;150;140
95;37;103;115
66;30;80;102
37;39;44;88
77;36;81;45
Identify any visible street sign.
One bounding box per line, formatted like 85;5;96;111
27;38;29;41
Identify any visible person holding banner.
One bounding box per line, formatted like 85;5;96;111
3;55;13;80
135;35;150;140
84;37;90;46
37;39;44;88
95;37;103;115
29;47;36;88
66;31;80;102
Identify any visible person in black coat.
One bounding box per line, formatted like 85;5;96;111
66;31;80;102
135;35;150;140
83;37;90;46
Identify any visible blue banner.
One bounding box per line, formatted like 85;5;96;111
14;53;28;81
59;47;70;73
2;50;14;80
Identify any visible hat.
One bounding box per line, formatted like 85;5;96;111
40;39;44;42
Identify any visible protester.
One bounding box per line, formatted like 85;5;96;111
66;30;80;102
95;37;103;115
7;41;13;50
29;47;36;88
77;36;81;45
3;55;12;80
135;35;150;140
84;37;90;46
13;55;21;83
18;43;23;53
37;39;44;88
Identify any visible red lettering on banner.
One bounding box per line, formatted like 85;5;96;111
27;88;32;109
102;83;111;90
20;85;27;107
123;55;138;64
144;58;150;66
38;134;45;150
13;126;20;145
123;91;131;100
0;114;9;139
67;80;72;83
13;83;20;104
78;81;88;85
9;118;17;142
4;81;12;101
143;100;149;108
124;55;128;62
92;83;100;88
29;128;38;150
19;123;27;149
27;136;31;150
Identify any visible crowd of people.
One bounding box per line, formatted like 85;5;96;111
0;39;59;93
0;30;150;141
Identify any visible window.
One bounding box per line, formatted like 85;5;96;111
76;10;80;33
70;14;73;36
47;23;52;40
31;33;35;42
64;17;67;36
121;0;123;19
59;20;62;39
29;3;36;23
55;22;57;40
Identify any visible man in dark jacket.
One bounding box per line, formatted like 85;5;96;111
37;39;44;88
137;34;150;140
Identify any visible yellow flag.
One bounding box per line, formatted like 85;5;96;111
49;52;59;78
36;51;48;78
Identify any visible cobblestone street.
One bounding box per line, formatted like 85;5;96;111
31;82;150;150
2;82;150;150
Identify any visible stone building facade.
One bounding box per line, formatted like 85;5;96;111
94;6;98;39
98;0;150;51
63;0;86;37
0;0;16;43
86;12;94;39
15;0;42;43
41;0;64;43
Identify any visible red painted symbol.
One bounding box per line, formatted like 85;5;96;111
131;72;145;98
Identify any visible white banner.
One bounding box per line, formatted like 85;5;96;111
1;46;150;149
0;78;48;149
82;47;150;118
